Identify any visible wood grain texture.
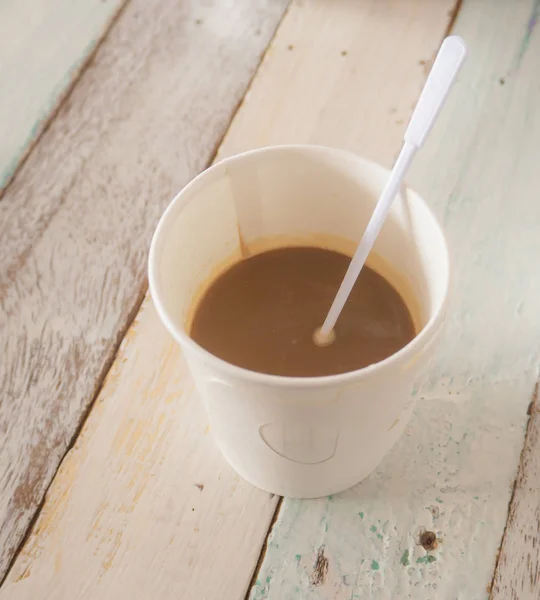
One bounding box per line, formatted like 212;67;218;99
248;0;540;598
0;0;127;190
491;388;540;599
0;0;289;583
0;1;460;598
1;299;279;599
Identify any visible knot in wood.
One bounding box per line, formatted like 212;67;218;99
420;530;438;551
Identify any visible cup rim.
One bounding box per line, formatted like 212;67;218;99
148;144;450;389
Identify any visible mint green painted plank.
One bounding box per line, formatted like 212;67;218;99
0;0;126;190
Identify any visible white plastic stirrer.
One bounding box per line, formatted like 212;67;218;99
315;36;467;346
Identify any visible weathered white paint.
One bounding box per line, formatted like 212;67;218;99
0;0;126;190
0;0;461;598
0;0;289;583
249;0;540;598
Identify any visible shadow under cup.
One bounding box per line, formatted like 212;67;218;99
149;145;450;498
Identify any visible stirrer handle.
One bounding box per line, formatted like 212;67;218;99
405;36;467;148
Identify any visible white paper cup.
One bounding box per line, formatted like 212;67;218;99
148;145;449;498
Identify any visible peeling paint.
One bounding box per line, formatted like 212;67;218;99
400;550;410;566
417;555;437;565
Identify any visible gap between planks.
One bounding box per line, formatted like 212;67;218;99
243;497;284;600
0;282;147;588
490;381;540;600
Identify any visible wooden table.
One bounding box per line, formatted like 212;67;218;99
1;0;539;597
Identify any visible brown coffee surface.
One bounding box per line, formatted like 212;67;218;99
189;247;415;377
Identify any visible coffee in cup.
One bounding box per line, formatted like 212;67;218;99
189;246;416;377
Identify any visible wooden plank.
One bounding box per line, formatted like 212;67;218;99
491;396;540;599
0;0;127;190
0;1;458;598
247;0;540;598
0;0;290;583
